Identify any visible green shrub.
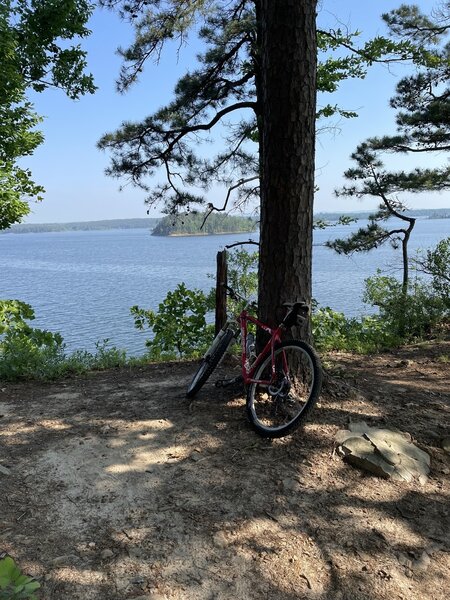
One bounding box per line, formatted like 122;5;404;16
312;271;449;354
62;340;128;374
0;329;65;380
130;248;257;360
227;248;258;303
0;554;40;600
312;307;399;353
364;273;448;339
131;283;215;359
0;300;66;380
0;300;35;335
206;247;258;315
0;300;129;381
414;237;450;308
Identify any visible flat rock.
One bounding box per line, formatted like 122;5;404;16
337;422;430;483
366;429;429;466
340;436;395;478
347;421;371;435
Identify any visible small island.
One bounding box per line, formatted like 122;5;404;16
152;212;257;236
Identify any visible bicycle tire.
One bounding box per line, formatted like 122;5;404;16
186;329;235;398
246;340;322;438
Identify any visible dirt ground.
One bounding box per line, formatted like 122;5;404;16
1;339;449;600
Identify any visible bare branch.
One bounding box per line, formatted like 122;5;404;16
158;101;257;138
225;239;260;249
200;175;259;228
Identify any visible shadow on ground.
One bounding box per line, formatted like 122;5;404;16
0;340;449;599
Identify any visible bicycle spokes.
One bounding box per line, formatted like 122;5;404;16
248;345;315;432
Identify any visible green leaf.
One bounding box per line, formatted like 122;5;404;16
0;555;40;597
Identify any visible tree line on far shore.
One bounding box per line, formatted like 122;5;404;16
152;213;257;236
0;218;161;234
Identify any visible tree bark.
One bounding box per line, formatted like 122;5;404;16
398;217;415;336
256;0;318;342
215;250;228;335
400;217;415;295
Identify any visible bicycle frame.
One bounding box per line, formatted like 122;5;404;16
238;309;286;386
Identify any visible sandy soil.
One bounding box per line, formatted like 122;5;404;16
0;339;449;600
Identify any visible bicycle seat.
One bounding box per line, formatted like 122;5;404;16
282;302;309;327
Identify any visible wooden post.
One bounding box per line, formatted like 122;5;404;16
215;250;227;335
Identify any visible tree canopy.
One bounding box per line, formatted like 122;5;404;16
328;2;450;292
0;0;95;230
376;2;450;155
98;0;418;217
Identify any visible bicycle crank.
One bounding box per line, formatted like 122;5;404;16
215;375;243;388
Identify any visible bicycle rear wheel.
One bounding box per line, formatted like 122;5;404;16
246;340;322;438
186;329;234;398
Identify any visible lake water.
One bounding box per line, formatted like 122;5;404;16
0;218;448;355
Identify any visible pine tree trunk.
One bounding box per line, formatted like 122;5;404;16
398;218;415;336
256;0;317;343
401;219;415;295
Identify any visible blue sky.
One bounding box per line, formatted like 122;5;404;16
23;0;450;224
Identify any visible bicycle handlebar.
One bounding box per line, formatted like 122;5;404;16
223;284;244;302
222;284;308;325
281;302;309;327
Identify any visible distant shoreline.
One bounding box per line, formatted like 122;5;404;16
1;218;160;235
2;208;449;234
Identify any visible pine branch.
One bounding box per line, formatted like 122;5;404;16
317;29;419;64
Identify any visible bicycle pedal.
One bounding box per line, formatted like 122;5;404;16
215;376;243;388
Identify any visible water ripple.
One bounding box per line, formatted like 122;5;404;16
1;223;446;354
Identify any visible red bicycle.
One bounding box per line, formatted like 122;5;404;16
186;286;322;438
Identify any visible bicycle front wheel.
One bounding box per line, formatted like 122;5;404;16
186;329;234;398
246;340;322;438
